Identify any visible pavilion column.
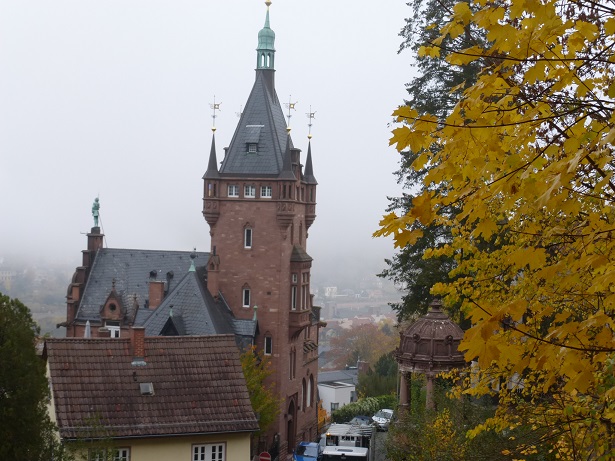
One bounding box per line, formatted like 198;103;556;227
399;371;409;413
426;372;435;410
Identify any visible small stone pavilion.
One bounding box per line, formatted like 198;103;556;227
395;299;466;410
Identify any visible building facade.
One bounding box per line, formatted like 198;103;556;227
203;3;320;455
62;3;321;458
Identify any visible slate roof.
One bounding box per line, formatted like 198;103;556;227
142;268;235;337
45;335;259;440
75;248;257;344
219;71;292;176
76;249;209;323
318;369;359;386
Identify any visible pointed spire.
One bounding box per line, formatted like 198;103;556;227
203;133;220;179
189;249;197;272
279;134;296;180
304;140;317;184
256;1;275;70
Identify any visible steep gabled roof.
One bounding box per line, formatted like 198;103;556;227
45;335;259;439
219;71;292;176
142;268;235;337
75;249;209;323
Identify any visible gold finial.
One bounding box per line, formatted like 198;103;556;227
210;96;221;132
306;106;316;139
286;126;292;133
265;0;272;7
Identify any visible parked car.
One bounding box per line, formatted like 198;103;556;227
371;408;394;431
348;415;373;426
293;441;322;461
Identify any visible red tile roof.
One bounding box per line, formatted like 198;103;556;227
45;335;258;440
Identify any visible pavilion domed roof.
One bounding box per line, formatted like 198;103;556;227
396;299;466;373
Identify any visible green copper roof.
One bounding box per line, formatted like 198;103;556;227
258;9;275;51
256;4;275;70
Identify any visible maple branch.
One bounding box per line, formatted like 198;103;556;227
467;299;615;353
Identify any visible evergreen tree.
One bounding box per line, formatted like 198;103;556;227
379;0;484;322
0;292;62;460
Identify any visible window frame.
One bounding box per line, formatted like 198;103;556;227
261;185;272;198
244;185;256;198
228;185;239;197
244;228;253;249
105;321;121;338
242;288;251;308
193;443;225;461
264;335;272;355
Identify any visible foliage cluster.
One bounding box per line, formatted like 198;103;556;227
378;0;615;458
330;395;397;424
240;345;280;435
357;353;398;397
327;322;398;370
0;292;64;461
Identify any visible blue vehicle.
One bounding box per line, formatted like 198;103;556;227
293;441;322;461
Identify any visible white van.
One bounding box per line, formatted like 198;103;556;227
321;446;369;461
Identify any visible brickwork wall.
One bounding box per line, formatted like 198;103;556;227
206;176;319;453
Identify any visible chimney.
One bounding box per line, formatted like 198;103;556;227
148;281;165;309
357;360;370;376
131;327;146;366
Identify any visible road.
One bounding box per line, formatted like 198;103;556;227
373;430;388;461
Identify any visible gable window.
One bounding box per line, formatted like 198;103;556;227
228;185;239;197
193;443;225;461
264;335;272;355
106;321;120;338
244;185;256;198
244;228;253;248
242;287;251;307
247;143;257;153
261;185;272;198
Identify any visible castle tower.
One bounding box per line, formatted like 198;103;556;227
202;2;319;456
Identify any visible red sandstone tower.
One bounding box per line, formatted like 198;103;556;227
202;2;319;456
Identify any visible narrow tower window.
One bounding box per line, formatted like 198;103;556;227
244;228;253;249
242;287;251;307
264;335;272;355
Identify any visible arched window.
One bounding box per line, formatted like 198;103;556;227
244;228;253;248
242;284;251;308
307;374;313;407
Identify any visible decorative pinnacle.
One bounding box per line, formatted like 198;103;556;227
210;96;221;132
284;96;297;130
306;106;316;139
265;0;272;7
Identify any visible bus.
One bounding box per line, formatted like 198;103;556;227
321;446;369;461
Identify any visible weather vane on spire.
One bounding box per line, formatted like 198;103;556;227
284;96;297;131
210;96;221;132
306;106;316;139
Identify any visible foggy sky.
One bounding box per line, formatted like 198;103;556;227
0;1;412;280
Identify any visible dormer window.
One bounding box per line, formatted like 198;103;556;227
248;143;257;153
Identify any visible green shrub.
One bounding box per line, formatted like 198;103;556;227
331;395;397;423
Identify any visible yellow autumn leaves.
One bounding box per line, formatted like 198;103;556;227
377;0;615;458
